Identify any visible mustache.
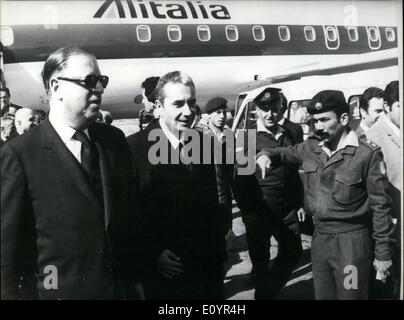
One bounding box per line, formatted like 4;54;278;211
314;131;329;138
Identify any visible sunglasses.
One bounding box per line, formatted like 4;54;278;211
57;75;109;90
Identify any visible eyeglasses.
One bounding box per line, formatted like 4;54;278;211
57;75;109;90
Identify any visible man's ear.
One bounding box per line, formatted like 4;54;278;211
359;107;367;119
340;112;350;126
50;78;62;101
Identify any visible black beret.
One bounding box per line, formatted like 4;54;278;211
254;87;282;111
205;97;228;114
307;90;348;115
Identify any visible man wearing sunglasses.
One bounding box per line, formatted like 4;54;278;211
1;46;141;300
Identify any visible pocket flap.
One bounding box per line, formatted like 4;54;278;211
303;162;318;173
335;173;362;185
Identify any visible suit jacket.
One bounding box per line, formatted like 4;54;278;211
1;119;139;299
127;120;226;279
280;118;303;145
366;116;401;220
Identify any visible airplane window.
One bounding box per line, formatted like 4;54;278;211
347;27;359;41
304;26;316;41
0;26;14;46
385;28;395;42
252;26;265;41
325;26;337;41
278;26;290;41
226;25;239;41
197;25;211;42
136;25;151;42
368;27;379;42
168;25;182;42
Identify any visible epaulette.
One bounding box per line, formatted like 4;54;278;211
360;139;381;151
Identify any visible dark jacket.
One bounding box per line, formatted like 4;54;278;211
256;130;302;216
1;119;139;299
126;120;226;278
280;118;304;145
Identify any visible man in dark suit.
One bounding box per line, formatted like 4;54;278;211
127;71;226;299
1;46;140;299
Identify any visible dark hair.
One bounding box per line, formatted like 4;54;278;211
141;76;160;103
0;87;10;96
384;81;399;109
41;46;94;94
279;92;288;115
360;87;384;112
155;71;195;103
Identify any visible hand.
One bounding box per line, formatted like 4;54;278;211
373;259;392;283
297;208;306;222
157;249;184;279
256;154;272;179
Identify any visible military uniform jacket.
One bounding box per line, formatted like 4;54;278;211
259;131;392;261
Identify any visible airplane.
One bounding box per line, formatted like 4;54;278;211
0;0;400;120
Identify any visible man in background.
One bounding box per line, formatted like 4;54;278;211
1;115;17;147
139;76;159;130
241;88;302;299
278;92;304;145
0;87;22;117
355;87;385;137
14;108;39;135
205;97;235;241
366;80;401;299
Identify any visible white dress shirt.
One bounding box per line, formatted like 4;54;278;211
159;118;182;149
49;112;90;163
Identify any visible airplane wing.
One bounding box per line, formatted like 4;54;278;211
240;48;399;91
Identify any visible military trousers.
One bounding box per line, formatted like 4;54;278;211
311;228;373;300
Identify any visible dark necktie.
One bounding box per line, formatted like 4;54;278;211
73;130;95;176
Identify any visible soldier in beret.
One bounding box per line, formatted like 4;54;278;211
205;97;234;241
240;88;303;299
256;90;393;299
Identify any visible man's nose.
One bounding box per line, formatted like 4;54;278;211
181;103;193;117
93;80;104;94
315;122;324;131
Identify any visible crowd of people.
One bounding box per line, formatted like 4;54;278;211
0;45;401;300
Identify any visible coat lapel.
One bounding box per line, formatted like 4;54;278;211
41;119;102;210
382;119;401;148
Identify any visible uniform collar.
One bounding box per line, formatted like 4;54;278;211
318;128;359;157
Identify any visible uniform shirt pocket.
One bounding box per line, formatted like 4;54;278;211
303;162;318;195
332;172;366;205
